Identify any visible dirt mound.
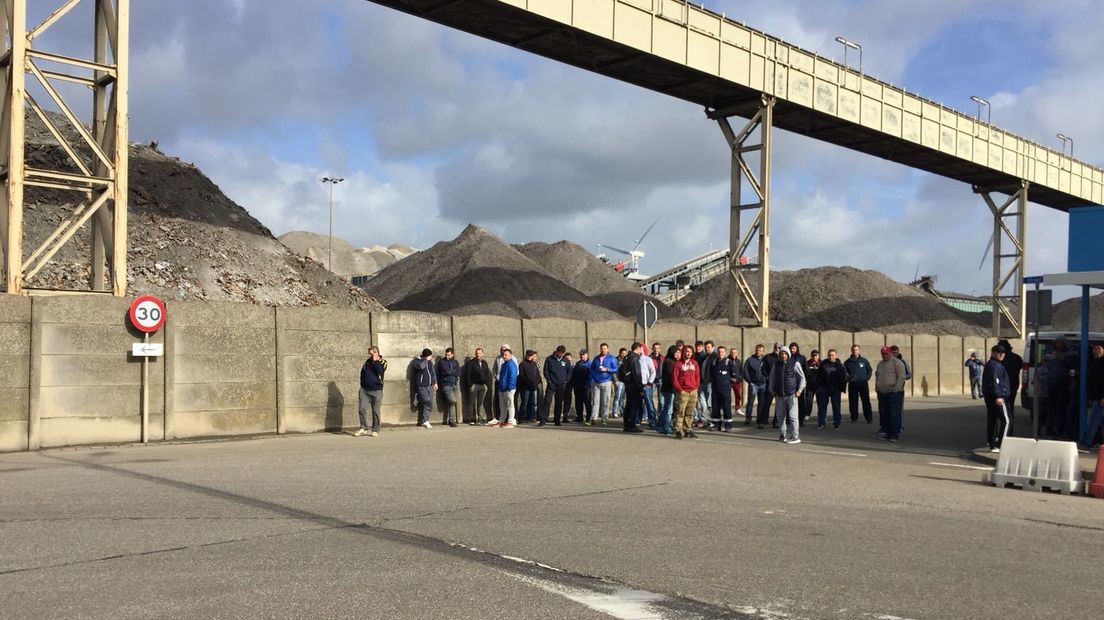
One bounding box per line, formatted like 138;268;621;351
364;225;622;320
279;231;417;277
514;240;676;318
677;267;991;336
1048;293;1104;331
11;113;383;311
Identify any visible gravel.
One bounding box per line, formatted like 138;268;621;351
364;225;624;320
10;113;383;311
278;231;417;278
514;240;677;318
1047;293;1104;331
676;266;992;336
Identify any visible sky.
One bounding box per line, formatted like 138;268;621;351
29;0;1104;298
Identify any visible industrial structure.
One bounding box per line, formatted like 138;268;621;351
364;0;1102;338
2;0;129;296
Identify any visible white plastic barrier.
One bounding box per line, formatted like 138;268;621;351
983;437;1085;495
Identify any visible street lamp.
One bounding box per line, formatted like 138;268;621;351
970;96;991;125
835;36;863;74
321;177;344;272
1057;133;1073;158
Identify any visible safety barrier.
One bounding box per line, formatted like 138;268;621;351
983;437;1085;495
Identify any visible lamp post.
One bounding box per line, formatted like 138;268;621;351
321;177;344;272
970;96;991;125
1056;133;1073;158
835;36;863;74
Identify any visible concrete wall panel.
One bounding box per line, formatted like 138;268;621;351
646;322;696;351
453;315;521;359
374;311;452;426
742;327;784;359
521;317;586;360
911;335;938;398
820;330;853;360
586;320;636;355
853;331;885;354
698;325;743;353
172;410;275;438
964;337;986;358
0;298;30;452
938;335;964;395
0;420;28;452
783;329;819;357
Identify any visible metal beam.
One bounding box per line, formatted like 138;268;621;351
975;181;1028;338
715;95;774;327
2;0;128;296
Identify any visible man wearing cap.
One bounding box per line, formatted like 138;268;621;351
541;345;571;426
768;347;805;444
875;346;907;442
588;343;619;425
408;349;438;429
435;348;461;427
490;347;519;428
982;344;1013;452
965;352;984;399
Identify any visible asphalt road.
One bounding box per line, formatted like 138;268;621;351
2;396;1101;619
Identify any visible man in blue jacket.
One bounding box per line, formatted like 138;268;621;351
982;344;1012;452
588;343;618;425
541;345;571;426
356;346;386;437
435;348;461;427
965;352;984;399
844;345;874;423
742;344;767;426
408;349;437;429
491;347;519;428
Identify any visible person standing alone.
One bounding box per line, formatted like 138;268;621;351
982;344;1012;452
965;352;984;400
356;346;386;437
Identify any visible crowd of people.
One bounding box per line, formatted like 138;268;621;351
356;339;918;445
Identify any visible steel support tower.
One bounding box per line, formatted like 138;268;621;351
1;0;129;296
975;182;1028;338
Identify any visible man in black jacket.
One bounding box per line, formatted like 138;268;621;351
570;350;592;423
461;348;493;425
1079;343;1104;449
622;343;645;433
408;349;437;429
436;348;461;427
743;344;767;426
709;346;736;431
541;345;571;426
844;344;874;423
518;350;542;424
816;349;848;429
982;344;1012;452
356;346;386;437
998;339;1024;419
762;343;782;427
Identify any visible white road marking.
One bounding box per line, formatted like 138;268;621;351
507;572;670;619
804;449;868;458
927;462;993;471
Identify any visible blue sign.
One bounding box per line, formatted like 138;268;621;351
1068;206;1104;272
1024;275;1044;285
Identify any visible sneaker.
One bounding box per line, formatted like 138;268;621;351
687;431;698;439
538;421;546;427
833;426;840;430
486;421;501;428
786;438;801;444
584;420;593;426
501;422;516;429
420;421;432;429
778;435;786;442
989;447;1000;453
371;431;379;437
816;425;825;430
889;438;898;443
449;422;458;428
353;428;368;437
675;432;684;440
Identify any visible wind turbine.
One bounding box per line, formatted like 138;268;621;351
598;217;661;278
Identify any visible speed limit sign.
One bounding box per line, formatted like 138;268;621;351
129;295;166;333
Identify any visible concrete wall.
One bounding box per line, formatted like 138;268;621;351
697;325;742;358
0;296;31;452
854;331;885;356
911;335;938;398
169;302;274;439
278;307;371;433
742;327;784;359
586;320;635;357
645;322;696;352
522;317;586;360
373;311;452;425
820;330;853;360
938;335;965;395
784;328;819;358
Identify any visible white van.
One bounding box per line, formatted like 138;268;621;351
1020;330;1104;411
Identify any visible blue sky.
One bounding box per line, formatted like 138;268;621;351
36;0;1101;298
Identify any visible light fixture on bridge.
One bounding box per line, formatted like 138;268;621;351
321;177;346;273
1057;133;1073;158
834;36;863;74
970;96;991;125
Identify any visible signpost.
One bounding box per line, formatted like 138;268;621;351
129;295;167;444
636;301;659;349
1025;276;1043;439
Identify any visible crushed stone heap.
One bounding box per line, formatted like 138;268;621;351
514;240;675;318
279;231;417;278
364;225;625;320
12;112;382;311
677;266;992;336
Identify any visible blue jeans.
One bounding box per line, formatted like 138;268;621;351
695;382;712;422
613;382;626;416
642;385;657;426
745;383;765;420
658;392;674;433
816;386;842;428
1081;402;1104;447
877;391;904;439
519;389;539;421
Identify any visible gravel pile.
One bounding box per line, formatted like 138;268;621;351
364;225;623;320
10;113;383;311
279;231;417;277
1048;293;1104;331
677;267;991;336
514;240;676;318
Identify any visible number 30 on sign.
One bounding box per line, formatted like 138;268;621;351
129;295;166;333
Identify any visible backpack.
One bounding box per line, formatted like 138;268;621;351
617;355;635;383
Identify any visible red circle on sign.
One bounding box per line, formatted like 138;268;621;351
129;295;167;333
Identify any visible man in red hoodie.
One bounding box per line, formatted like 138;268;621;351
671;345;701;440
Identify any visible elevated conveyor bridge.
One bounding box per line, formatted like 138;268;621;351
364;0;1104;337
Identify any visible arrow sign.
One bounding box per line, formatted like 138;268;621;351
131;343;164;357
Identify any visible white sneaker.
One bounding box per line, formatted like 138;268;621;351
989;447;1000;453
421;421;432;429
786;438;801;444
352;428;368;437
371;431;379;437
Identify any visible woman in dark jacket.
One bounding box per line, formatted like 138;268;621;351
657;345;679;435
